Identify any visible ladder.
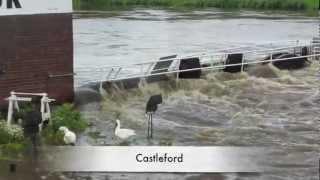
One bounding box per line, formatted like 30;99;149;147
311;24;320;59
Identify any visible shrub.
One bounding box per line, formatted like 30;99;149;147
73;0;314;11
51;104;87;133
41;127;65;145
0;121;24;145
0;121;26;159
42;104;87;145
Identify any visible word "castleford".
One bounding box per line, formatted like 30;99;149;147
136;153;184;163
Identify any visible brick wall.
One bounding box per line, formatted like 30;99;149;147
0;13;74;107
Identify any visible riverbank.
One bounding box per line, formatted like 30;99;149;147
73;0;319;12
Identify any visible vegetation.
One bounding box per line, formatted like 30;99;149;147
0;122;24;145
0;121;26;159
73;0;319;11
0;103;87;157
50;104;87;132
42;104;87;145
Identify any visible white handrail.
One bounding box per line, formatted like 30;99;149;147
5;91;55;128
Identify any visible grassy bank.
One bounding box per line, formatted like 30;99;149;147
73;0;319;11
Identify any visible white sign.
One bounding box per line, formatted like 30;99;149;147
44;146;268;172
0;0;72;16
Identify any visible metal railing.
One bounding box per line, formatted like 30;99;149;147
74;40;319;87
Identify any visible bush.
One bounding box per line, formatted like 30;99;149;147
73;0;314;11
50;104;87;133
42;104;87;145
41;127;65;145
0;121;26;159
0;121;24;145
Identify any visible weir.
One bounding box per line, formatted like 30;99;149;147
75;40;320;92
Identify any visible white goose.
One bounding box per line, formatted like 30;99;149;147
59;126;77;146
114;119;136;139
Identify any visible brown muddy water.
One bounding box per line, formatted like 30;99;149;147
74;62;320;180
74;9;319;180
2;9;319;180
74;9;319;85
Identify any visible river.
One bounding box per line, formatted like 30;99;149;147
74;9;318;69
70;9;319;180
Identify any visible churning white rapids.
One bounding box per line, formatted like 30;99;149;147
75;62;320;180
64;9;320;180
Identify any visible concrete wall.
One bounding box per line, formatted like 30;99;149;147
0;13;74;107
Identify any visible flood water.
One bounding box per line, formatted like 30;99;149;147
70;9;319;180
74;9;318;69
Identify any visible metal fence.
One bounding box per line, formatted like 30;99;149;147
74;40;319;87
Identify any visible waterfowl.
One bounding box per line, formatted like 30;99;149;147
59;126;77;146
114;119;136;139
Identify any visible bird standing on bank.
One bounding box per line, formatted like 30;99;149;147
114;119;136;139
59;126;77;146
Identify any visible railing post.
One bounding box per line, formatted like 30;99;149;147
106;68;114;81
176;59;181;82
311;42;315;61
140;64;146;86
115;67;122;79
210;55;214;72
140;64;143;75
241;55;244;72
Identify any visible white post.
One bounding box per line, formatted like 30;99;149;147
176;59;181;82
41;94;54;121
241;55;244;72
140;64;143;76
210;55;214;72
310;42;316;61
13;99;19;112
45;101;51;121
41;94;47;121
40;93;54;132
7;96;14;125
140;64;146;86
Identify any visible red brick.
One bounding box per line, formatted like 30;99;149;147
0;13;74;107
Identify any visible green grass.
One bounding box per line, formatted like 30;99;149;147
73;0;319;11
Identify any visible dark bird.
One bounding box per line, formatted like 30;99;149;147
145;94;163;139
146;94;163;113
